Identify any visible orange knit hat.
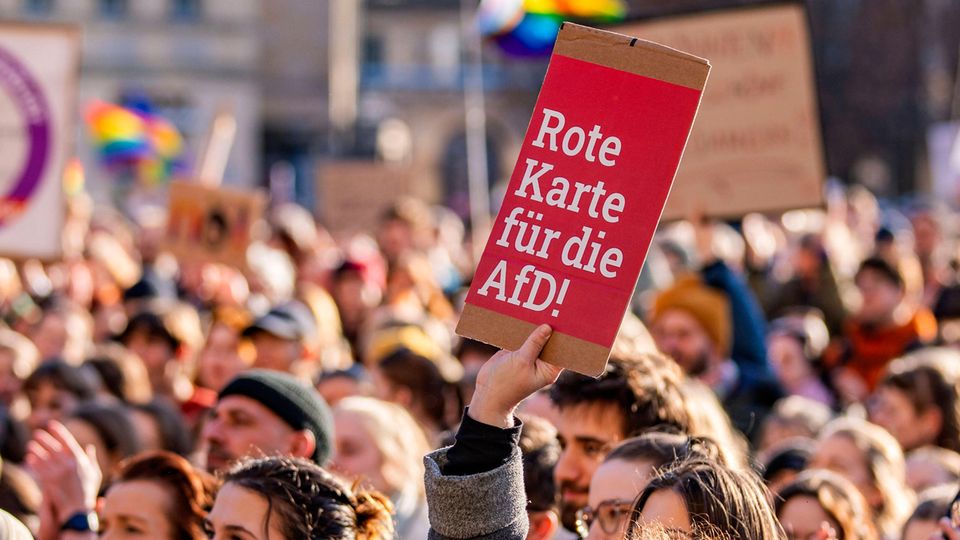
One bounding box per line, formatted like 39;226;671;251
651;274;732;355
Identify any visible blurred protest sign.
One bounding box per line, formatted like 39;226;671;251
165;180;266;270
317;161;412;235
617;3;825;220
927;122;960;205
0;23;79;259
457;23;709;376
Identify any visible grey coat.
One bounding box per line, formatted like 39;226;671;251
424;445;527;540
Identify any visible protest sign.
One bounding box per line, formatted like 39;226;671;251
927;122;960;206
0;23;79;260
317;161;412;235
457;23;709;376
165;181;266;270
616;3;825;220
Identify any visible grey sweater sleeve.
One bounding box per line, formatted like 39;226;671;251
424;446;528;540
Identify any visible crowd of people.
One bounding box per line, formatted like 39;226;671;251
1;181;960;539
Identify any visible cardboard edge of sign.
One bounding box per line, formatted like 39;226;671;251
455;24;710;378
457;304;610;378
554;22;710;91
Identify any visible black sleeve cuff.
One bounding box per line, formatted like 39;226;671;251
442;408;522;476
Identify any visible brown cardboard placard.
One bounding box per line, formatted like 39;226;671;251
164;181;266;270
0;23;80;261
456;23;709;376
317;161;412;236
616;3;826;220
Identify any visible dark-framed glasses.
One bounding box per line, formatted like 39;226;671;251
575;499;633;538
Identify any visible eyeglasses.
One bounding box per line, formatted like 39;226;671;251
575;499;633;538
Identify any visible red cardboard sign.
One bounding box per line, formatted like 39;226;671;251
456;24;709;376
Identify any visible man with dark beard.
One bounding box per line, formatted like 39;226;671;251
547;351;692;534
650;258;783;440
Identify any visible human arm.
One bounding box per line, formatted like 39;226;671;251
426;325;562;540
693;216;778;389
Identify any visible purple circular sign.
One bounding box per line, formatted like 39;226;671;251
0;44;51;225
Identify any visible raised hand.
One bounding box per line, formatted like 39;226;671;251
468;324;562;428
25;421;102;533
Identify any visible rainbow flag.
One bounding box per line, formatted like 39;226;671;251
478;0;627;57
85;100;186;187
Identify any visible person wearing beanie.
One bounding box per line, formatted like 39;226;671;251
650;219;782;440
200;370;333;473
650;274;732;374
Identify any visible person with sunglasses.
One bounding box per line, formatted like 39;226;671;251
575;433;725;540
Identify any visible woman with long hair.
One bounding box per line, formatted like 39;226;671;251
206;456;394;540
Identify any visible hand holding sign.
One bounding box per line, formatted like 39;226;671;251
469;324;561;429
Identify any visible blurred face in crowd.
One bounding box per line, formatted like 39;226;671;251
205;482;284;540
777;496;839;540
809;434;881;509
199;323;252;391
317;376;364;407
26;381;79;432
331;271;379;330
767;333;813;389
903;518;941;540
911;213;940;261
331;410;388;494
855;269;902;326
554;403;626;532
0;348;23;407
651;309;716;377
100;479;174;540
869;385;939;452
201;395;302;473
30;313;67;361
583;458;654;540
124;328;176;387
905;454;956;493
130;409;163;453
64;417;116;482
92;303;127;344
250;332;302;374
793;246;823;281
378;219;413;263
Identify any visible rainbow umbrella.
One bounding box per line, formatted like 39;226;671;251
478;0;627;57
85;100;186;187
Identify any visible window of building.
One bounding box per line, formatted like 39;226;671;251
170;0;202;21
99;0;127;19
24;0;54;15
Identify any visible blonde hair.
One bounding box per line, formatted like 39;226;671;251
680;379;748;471
334;397;431;497
0;328;39;380
820;417;914;538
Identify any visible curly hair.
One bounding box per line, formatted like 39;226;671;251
114;451;217;540
223;456;394;540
